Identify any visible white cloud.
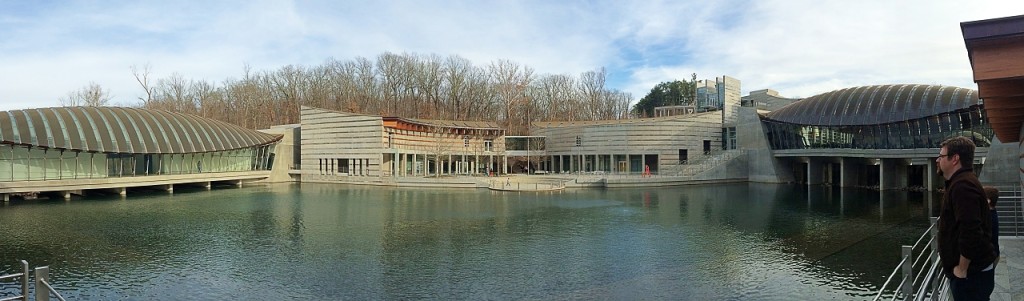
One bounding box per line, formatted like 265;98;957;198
0;0;1022;111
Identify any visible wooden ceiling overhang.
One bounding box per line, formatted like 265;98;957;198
963;15;1024;142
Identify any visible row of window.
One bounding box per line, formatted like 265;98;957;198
0;144;275;182
318;158;369;176
762;107;992;150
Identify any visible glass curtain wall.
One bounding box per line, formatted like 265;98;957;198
0;144;275;181
762;107;993;150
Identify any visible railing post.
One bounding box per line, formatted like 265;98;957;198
901;245;914;299
20;260;28;301
1018;190;1023;236
930;216;941;299
34;266;49;301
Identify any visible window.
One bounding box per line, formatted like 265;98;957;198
484;139;493;152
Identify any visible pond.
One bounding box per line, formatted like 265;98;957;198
0;182;935;300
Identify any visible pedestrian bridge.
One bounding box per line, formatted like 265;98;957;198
770;147;992;191
0;171;272;201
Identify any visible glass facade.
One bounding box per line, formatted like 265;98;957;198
0;144;275;182
504;136;546;151
760;84;991;150
0;107;282;182
762;106;993;150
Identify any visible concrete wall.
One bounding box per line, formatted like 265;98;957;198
259;124;300;183
534;111;722;172
737;107;792;183
694;152;749;181
979;136;1018;185
300;107;385;178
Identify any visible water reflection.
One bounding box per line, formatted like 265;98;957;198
0;183;934;300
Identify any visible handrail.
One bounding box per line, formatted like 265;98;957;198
873;256;908;300
0;260;28;301
35;267;66;301
488;179;566;191
0;261;63;301
873;217;946;301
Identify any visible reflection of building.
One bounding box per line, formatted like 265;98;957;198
0;106;282;200
299;106;506;181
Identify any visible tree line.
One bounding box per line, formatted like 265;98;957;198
68;52;636;135
630;73;699;117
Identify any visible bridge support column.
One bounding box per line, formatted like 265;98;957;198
60;191;71;200
927;161;939;191
204;182;212;190
2;193;8;203
840;158;859;188
236;180;243;187
807;159;823;185
880;159;906;190
162;184;174;193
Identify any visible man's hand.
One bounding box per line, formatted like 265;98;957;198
954;265;968;278
955;255;971;278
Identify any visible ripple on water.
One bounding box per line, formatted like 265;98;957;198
0;184;931;300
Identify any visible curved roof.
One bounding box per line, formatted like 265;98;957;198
0;107;282;154
763;84;980;126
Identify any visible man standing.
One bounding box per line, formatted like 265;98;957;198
936;136;997;300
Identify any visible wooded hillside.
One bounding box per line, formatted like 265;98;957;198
129;52;634;135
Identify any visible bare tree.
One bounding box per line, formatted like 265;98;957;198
131;64;154;105
59;82;111;107
488;59;534;135
129;52;639;130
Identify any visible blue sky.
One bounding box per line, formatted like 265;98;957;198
1;0;1021;111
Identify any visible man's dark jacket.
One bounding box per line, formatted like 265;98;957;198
938;168;997;276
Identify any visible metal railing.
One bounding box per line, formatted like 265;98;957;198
488;179;566;191
0;261;28;301
874;184;1021;301
994;186;1023;237
0;261;64;301
33;266;64;301
873;217;948;301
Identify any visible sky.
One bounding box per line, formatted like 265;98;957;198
1;0;1022;111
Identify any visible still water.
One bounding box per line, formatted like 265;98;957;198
0;183;935;300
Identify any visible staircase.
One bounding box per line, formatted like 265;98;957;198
661;149;744;177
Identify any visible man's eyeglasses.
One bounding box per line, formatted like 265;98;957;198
936;153;954;160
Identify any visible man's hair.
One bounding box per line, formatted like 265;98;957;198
940;136;975;169
984;186;999;207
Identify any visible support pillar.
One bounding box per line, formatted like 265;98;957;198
60;191;71;200
163;184;174;193
927;161;937;191
641;154;646;174
840;157;858;188
204;181;212;190
2;193;9;202
880;158;902;190
807;159;823;185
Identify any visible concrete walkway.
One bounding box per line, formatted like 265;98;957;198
995;237;1024;301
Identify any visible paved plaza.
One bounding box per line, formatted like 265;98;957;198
994;237;1024;301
